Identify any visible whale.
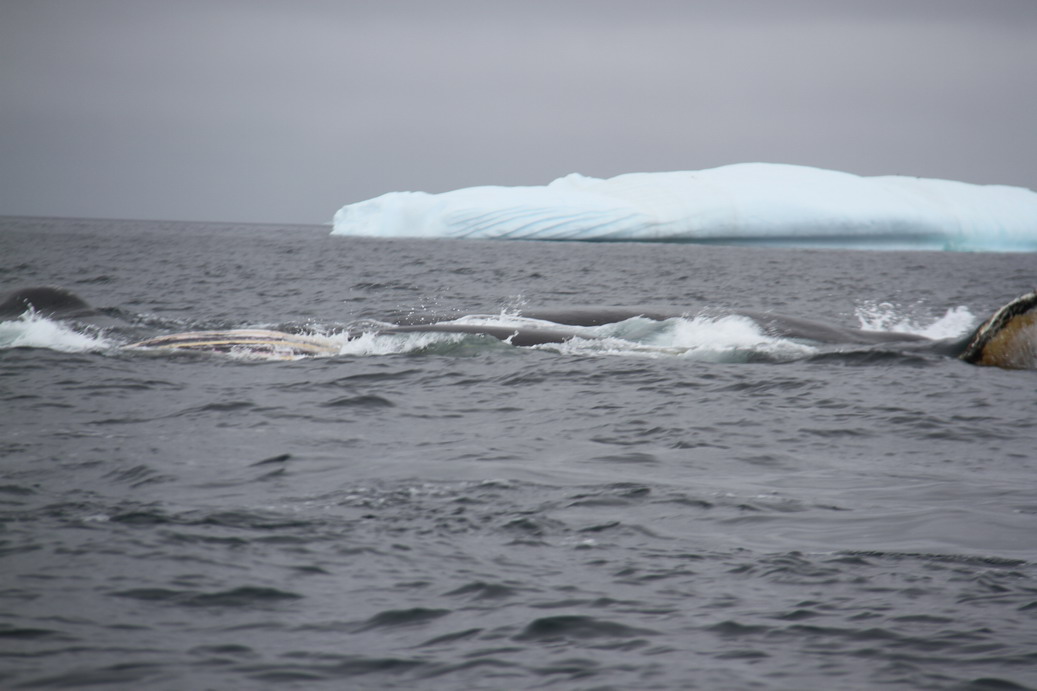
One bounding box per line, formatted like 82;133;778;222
0;286;95;319
956;291;1037;368
3;287;1035;369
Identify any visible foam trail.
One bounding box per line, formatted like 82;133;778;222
332;163;1037;250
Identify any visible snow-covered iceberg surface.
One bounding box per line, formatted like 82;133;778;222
331;163;1037;250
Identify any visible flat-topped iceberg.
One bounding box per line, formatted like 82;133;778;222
331;163;1037;250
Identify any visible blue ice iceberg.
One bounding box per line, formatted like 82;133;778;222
331;163;1037;250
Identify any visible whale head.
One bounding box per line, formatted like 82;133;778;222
959;291;1037;369
0;286;94;319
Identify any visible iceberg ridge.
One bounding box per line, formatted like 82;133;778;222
332;163;1037;250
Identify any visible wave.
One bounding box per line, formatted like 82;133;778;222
331;163;1037;250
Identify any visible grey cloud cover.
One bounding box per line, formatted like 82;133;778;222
2;0;1036;224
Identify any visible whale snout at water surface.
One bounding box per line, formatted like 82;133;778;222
0;287;95;319
958;291;1037;369
3;287;1036;370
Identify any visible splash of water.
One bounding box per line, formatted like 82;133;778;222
0;311;113;353
333;329;467;356
544;315;817;362
854;301;975;340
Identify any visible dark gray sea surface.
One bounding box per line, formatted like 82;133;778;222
1;217;1035;690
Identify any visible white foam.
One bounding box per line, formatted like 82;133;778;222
317;313;815;363
332;163;1037;251
331;329;467;356
540;315;817;362
855;302;976;340
0;311;113;353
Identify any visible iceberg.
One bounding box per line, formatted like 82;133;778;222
331;163;1037;251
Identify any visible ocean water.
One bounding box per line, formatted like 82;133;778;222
1;217;1035;690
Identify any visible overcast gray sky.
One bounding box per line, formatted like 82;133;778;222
2;0;1036;224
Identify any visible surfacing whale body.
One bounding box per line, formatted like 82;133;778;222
2;287;1035;369
5;286;1031;370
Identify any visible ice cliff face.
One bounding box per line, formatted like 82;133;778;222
332;163;1037;250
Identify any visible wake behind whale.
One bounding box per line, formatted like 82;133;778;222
3;287;1035;370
